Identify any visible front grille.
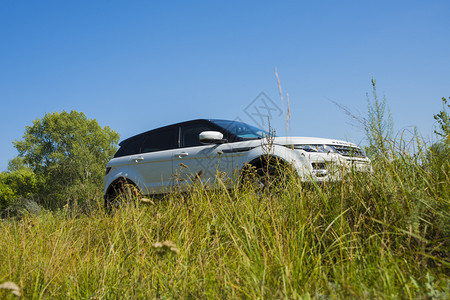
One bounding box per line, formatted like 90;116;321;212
332;145;366;158
290;144;367;158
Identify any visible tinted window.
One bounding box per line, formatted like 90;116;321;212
181;123;218;148
141;127;178;153
211;120;269;140
114;136;145;157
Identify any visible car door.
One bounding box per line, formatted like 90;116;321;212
130;126;178;194
173;122;235;189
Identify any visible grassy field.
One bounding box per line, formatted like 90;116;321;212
0;148;449;299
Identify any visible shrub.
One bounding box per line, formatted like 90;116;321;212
13;110;119;210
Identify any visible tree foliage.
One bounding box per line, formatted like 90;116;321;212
433;97;450;143
0;159;38;211
7;157;28;172
428;97;450;188
13;110;119;209
0;169;38;210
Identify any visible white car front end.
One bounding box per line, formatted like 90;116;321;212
231;137;371;182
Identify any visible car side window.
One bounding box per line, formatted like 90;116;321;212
141;127;178;153
180;123;218;148
114;136;145;157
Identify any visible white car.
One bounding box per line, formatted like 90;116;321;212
103;119;371;204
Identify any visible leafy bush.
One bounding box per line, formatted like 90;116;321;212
0;166;38;212
13;110;119;210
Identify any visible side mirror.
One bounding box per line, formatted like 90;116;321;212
199;131;227;144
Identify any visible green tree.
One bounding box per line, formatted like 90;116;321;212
0;160;38;211
433;97;450;144
429;97;450;157
14;110;120;209
7;157;28;172
426;97;450;197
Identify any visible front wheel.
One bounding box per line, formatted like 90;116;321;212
240;162;290;192
104;180;141;211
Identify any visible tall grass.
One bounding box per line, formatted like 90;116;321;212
1;85;449;298
0;149;448;298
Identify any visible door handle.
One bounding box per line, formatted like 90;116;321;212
174;152;189;158
132;156;144;163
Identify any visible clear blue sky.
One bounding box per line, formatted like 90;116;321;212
1;1;449;171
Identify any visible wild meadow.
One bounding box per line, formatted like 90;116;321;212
0;93;449;299
0;142;448;299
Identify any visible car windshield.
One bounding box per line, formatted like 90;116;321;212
211;120;270;140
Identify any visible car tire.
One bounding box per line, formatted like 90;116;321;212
104;179;140;211
240;160;288;192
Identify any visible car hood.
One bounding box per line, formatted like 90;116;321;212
232;136;360;149
272;136;358;148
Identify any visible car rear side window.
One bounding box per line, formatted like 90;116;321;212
141;127;178;153
114;136;144;157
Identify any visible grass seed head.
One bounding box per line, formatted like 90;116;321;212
0;281;21;297
152;240;180;255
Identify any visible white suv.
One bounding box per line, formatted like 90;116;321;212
103;119;371;203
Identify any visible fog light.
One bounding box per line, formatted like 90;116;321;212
311;162;327;177
311;162;326;170
312;169;328;177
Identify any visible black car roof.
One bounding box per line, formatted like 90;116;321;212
118;119;229;146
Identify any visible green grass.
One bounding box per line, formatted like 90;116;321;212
0;150;449;299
